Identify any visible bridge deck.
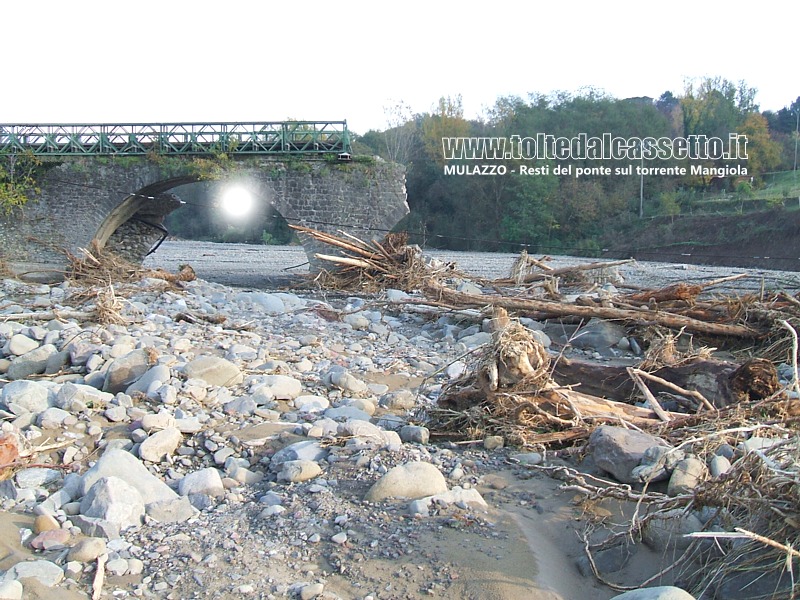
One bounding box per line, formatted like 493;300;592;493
0;121;351;156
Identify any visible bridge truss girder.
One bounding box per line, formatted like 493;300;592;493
0;121;351;157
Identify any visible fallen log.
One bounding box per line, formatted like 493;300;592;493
552;356;781;408
623;283;703;304
492;258;635;286
423;280;761;338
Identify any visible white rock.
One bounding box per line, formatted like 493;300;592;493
178;468;225;497
277;460;322;483
80;476;145;530
0;580;22;600
139;427;182;462
79;448;178;506
260;375;302;400
365;462;448;502
2;560;63;587
294;395;330;414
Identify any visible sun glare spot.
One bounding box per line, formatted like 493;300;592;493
221;187;253;218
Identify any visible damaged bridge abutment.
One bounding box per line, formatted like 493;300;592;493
0;157;408;282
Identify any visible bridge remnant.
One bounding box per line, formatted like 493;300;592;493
0;122;408;282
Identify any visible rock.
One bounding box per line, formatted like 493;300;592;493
246;292;285;314
1;380;50;415
269;441;328;470
378;389;417;410
576;543;634;577
145;496;198;523
7;333;38;356
37;407;71;429
300;582;325;600
106;558;129;576
223;396;257;416
184;355;243;387
29;528;70;550
483;436;504;450
294;395;330;414
7;344;57;379
587;426;670;484
365;462;448;502
2;559;64;587
139;427;182;462
343;312;370;330
0;580;22;600
178;468;225;498
713;561;793;599
325;369;368;394
642;509;704;551
103;349;153;394
258;374;302;399
80;476;145;530
16;468;62;489
458;331;492;348
277;460;322;483
126;364;171;395
67;537;107;562
55;382;112;411
399;425;430;445
667;457;708;496
324;405;372;422
127;558;144;576
572;319;628;353
33;514;60;533
709;455;732;478
140;412;176;431
510;452;543;466
79;448;178;506
427;486;487;508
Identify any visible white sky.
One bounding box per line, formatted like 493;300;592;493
3;1;797;135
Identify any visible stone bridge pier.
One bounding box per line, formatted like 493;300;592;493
0;157;408;282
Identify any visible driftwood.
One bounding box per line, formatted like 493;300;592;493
432;307;686;446
423;280;760;339
552;356;781;408
493;258;635;285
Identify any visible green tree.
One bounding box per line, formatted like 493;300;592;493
421;95;471;165
738;112;781;183
0;151;42;213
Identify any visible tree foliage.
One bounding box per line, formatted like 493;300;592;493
0;151;42;213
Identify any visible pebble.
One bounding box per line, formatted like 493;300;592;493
0;270;736;599
68;537;107;562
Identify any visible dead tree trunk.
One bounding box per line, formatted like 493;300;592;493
552;356;780;408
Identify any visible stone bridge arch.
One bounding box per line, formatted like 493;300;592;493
0;157;408;282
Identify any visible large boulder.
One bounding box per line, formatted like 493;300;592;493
587;426;670;484
79;448;178;506
365;462;447;502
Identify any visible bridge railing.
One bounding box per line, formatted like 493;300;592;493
0;121;352;156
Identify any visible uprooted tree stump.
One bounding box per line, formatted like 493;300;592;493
431;308;678;446
552;356;782;409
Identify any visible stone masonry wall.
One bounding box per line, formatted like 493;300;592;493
0;157;408;282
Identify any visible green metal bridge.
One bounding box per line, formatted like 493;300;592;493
0;121;352;157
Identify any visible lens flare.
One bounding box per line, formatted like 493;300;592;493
221;187;253;217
